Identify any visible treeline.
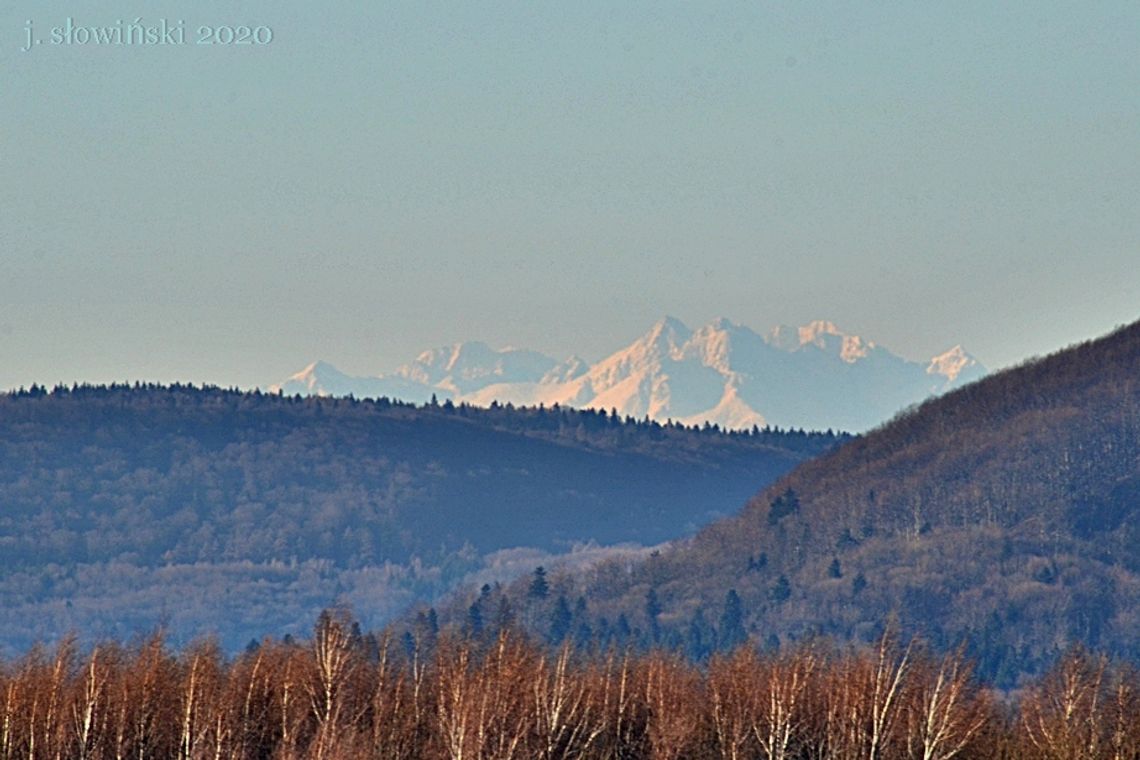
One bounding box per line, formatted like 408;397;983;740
5;611;1140;759
4;382;844;457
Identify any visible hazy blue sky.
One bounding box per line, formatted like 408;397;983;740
3;1;1137;389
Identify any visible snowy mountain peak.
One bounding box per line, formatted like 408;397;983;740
798;319;843;346
655;314;689;331
616;316;692;367
927;345;982;383
407;341;492;374
541;356;590;384
645;315;691;347
271;359;386;399
394;341;557;393
444;341;498;372
839;334;873;363
685;318;751;373
763;320;874;363
289;360;343;384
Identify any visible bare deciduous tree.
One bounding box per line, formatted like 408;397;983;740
904;646;991;760
641;652;704;760
708;648;762;760
821;630;913;760
306;610;362;760
532;644;602;759
1020;648;1108;760
753;647;819;760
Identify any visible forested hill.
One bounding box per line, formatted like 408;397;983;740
0;384;840;652
482;319;1140;686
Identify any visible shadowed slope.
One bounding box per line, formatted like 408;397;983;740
492;319;1140;686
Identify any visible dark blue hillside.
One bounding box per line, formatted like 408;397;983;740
0;383;839;650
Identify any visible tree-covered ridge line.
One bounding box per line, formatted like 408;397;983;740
0;608;1135;760
1;381;846;459
0;382;839;653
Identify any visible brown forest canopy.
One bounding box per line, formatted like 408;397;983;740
1;609;1137;760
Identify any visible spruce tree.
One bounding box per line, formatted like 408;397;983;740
528;566;550;599
718;589;747;651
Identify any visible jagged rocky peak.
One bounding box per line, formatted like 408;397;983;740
272;317;985;432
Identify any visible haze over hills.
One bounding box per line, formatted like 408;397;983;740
466;318;1140;686
273;317;985;432
0;385;839;653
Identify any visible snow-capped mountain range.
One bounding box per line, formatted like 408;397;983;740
271;318;985;432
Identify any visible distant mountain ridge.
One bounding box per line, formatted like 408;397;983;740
273;318;984;432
